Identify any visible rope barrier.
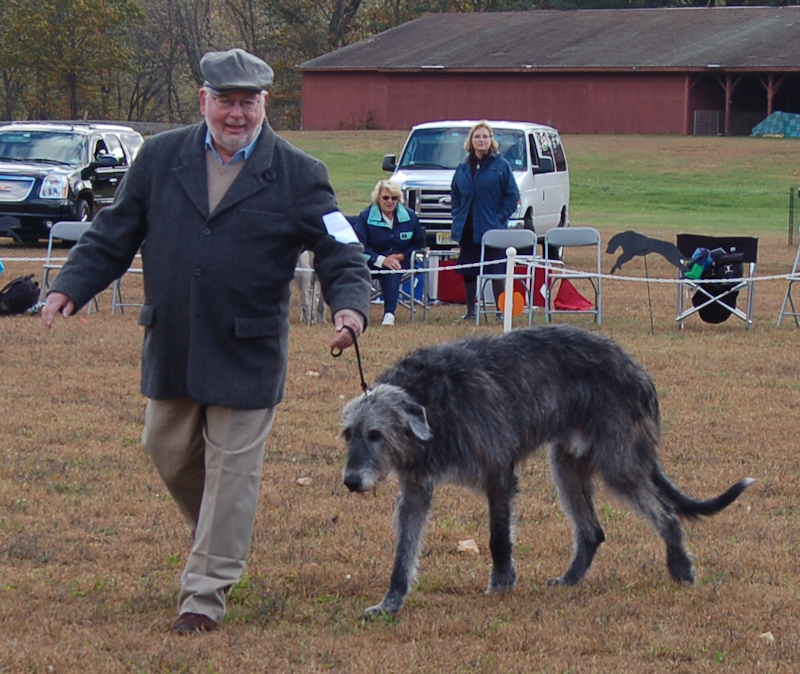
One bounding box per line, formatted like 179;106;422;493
2;255;795;284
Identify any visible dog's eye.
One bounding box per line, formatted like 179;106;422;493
342;428;352;442
367;429;383;442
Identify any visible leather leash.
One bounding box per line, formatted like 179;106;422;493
331;324;370;395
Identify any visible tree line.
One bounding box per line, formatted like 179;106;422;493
0;0;796;129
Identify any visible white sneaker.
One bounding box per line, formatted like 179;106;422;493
381;313;395;326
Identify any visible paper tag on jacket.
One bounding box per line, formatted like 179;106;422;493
322;211;359;244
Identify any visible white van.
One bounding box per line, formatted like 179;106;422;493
382;120;570;251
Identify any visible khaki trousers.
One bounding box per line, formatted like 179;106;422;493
142;398;275;623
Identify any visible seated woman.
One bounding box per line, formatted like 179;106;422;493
354;180;425;326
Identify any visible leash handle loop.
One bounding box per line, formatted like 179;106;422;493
330;324;370;394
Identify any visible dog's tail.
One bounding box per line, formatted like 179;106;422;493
653;469;754;520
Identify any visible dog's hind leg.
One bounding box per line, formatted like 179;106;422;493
547;443;605;586
366;480;433;617
610;474;695;585
486;465;519;593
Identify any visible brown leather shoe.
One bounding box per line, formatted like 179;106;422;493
172;612;217;635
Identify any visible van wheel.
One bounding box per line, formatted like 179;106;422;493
523;210;534;231
545;243;562;261
545;210;567;260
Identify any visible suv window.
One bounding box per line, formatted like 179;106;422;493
118;132;143;161
102;134;127;165
0;130;86;166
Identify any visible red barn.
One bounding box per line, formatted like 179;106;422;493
298;7;800;135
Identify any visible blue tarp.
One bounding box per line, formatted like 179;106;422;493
752;111;800;138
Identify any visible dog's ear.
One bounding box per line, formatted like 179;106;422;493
403;399;432;441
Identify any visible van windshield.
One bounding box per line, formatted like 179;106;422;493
398;127;527;171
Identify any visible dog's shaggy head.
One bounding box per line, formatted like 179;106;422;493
341;383;432;493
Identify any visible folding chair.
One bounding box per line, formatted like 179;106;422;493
476;228;537;325
676;234;758;330
111;253;143;315
358;212;428;323
542;227;602;325
777;238;800;327
368;251;428;322
41;220;99;313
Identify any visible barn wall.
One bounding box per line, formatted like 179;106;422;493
301;71;689;134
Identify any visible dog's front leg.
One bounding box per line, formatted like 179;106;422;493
365;480;432;617
487;468;518;592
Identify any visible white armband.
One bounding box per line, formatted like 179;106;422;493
322;211;359;244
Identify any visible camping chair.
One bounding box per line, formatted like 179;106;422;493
777;238;800;327
111;253;143;315
475;228;537;325
41;220;99;313
676;234;758;329
542;227;602;325
355;211;428;323
368;249;429;322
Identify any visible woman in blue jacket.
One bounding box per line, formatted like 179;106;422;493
354;180;425;326
450;121;520;321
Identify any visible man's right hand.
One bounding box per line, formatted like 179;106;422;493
41;292;75;330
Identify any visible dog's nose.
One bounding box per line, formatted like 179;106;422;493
343;475;362;493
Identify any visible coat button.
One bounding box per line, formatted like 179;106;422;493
203;228;211;235
194;268;201;276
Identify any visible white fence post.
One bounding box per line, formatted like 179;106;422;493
504;247;516;333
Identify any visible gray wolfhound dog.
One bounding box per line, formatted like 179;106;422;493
341;324;753;616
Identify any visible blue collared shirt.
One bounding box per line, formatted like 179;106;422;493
204;128;262;165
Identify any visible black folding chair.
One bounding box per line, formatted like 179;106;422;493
676;234;758;329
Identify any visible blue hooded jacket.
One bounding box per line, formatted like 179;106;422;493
354;203;425;267
450;152;520;245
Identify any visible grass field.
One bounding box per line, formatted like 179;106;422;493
1;134;800;673
282;131;799;236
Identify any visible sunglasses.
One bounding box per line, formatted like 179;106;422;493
381;195;399;201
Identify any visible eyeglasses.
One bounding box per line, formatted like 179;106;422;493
210;94;262;112
381;196;399;201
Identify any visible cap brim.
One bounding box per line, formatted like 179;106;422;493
204;83;266;94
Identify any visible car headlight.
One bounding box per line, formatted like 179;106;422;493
40;174;69;199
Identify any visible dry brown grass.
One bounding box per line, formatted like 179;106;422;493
2;230;800;673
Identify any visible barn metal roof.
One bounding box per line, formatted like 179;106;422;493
299;7;800;72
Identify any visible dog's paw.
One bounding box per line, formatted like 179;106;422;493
545;575;580;587
364;599;401;619
487;567;517;593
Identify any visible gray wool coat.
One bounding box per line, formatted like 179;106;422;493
50;121;372;409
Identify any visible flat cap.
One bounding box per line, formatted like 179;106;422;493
200;48;274;92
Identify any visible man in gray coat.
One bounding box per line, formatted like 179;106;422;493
41;49;372;634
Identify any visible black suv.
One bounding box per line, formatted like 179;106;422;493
0;122;144;242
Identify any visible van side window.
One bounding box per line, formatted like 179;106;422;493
528;134;539;167
549;132;567;172
534;130;555;173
